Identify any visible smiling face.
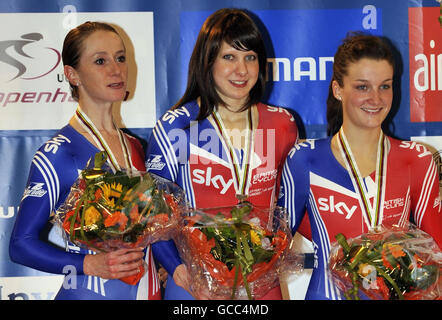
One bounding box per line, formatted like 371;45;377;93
333;58;393;132
65;30;128;107
212;41;259;109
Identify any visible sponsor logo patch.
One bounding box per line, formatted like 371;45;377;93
409;7;442;122
23;182;47;199
146;154;166;170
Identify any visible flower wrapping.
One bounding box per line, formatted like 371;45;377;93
55;152;186;284
328;223;442;300
175;202;304;300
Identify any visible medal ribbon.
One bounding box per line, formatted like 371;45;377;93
75;107;133;173
211;107;254;200
337;127;387;229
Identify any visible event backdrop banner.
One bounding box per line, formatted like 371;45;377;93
0;12;156;130
0;0;440;300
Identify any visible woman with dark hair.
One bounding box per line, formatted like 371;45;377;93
146;8;298;299
278;33;441;300
9;21;161;300
173;8;268;121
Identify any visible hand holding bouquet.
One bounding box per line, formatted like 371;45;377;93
329;223;441;300
55;151;186;284
175;202;303;300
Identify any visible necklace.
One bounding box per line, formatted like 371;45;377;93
211;107;254;203
75;107;133;173
336;127;388;229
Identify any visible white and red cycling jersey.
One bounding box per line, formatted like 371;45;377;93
146;100;298;209
146;100;298;299
278;136;441;300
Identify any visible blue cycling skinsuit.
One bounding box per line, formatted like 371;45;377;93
10;124;161;300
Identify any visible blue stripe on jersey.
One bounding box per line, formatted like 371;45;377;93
282;159;296;230
182;162;195;208
308;191;341;300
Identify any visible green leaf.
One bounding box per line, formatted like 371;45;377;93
253;246;274;264
335;233;351;254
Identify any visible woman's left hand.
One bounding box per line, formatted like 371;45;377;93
83;247;145;279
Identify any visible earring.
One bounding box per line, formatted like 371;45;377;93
337;95;342;101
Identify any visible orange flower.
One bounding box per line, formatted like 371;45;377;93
164;193;180;218
137;192;150;202
123;188;133;201
117;212;128;231
388;244;406;259
63;210;80;233
381;244;405;270
94;188;103;201
104;211;126;228
129;204;140;222
183;220;288;288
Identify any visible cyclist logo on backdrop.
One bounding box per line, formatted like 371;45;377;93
0;33;61;82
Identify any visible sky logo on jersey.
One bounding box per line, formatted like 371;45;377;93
409;7;442;122
317;195;358;220
161;106;190;125
311;171;361;221
192;167;234;194
43;134;71;154
22;182;47;199
399;140;432;158
180;6;381;126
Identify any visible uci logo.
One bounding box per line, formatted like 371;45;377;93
0;33;61;82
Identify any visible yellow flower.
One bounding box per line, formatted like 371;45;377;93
84;206;101;226
100;182;124;208
123;188;133;201
250;229;261;245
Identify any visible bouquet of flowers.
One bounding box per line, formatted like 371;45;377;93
55;151;186;284
328;223;442;300
175;202;303;300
